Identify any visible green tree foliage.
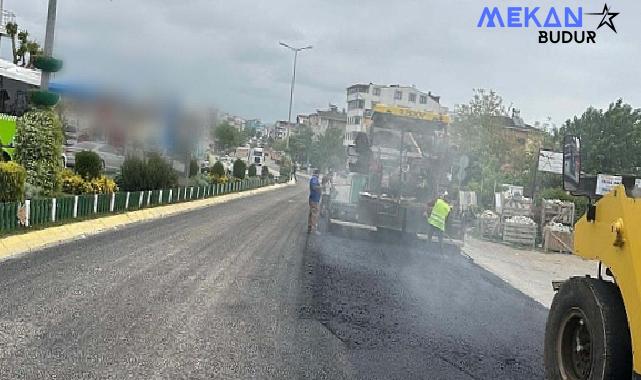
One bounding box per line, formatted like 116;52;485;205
233;159;246;179
313;127;346;171
288;125;314;163
75;150;102;180
558;99;641;175
214;122;247;151
0;161;26;202
248;164;257;177
119;154;178;191
453;89;536;207
211;161;225;177
119;156;146;191
5;22;18;65
261;165;269;178
14;109;64;196
146;153;178;190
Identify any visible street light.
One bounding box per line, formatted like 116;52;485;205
279;42;312;123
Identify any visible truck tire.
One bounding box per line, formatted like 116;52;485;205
544;277;631;380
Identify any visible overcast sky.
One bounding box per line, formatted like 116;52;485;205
7;0;640;126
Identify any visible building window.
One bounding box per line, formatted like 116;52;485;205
394;90;402;100
373;87;381;96
419;95;427;104
353;116;361;125
348;99;365;110
409;93;416;102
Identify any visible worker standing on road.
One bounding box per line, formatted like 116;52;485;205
426;192;452;251
308;169;322;234
291;165;297;183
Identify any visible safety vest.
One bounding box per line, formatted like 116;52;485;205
428;199;451;231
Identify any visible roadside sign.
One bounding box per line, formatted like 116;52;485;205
596;174;622;195
538;150;563;174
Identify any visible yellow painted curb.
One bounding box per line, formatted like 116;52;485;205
0;240;10;258
1;235;30;254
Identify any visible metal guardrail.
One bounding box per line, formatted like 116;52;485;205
0;177;284;236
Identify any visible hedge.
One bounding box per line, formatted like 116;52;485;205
0;161;26;202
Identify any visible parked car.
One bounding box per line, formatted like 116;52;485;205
64;142;125;173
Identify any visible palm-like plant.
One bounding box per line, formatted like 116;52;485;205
26;41;41;68
17;30;28;66
4;22;18;64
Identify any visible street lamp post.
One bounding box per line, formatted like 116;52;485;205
279;42;312;124
279;42;311;155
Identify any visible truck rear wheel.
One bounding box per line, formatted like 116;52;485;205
544;277;631;380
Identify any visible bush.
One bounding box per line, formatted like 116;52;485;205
145;152;178;190
61;169;117;194
211;161;225;177
248;164;257;177
119;153;177;191
119;156;146;191
213;175;230;184
14;109;64;196
190;173;210;187
233;159;246;179
261;165;269;178
0;161;26;202
189;159;199;178
75;150;102;179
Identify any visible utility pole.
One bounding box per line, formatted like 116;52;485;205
40;0;58;91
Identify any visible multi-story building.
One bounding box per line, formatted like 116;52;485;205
307;104;347;137
345;83;448;145
271;120;294;140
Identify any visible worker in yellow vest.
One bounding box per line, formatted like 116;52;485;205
426;192;452;250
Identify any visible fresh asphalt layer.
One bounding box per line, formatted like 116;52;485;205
0;182;547;379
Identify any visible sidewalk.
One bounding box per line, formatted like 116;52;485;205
462;237;597;308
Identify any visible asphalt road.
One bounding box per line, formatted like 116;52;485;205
0;183;548;379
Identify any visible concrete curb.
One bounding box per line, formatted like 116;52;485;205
0;183;291;263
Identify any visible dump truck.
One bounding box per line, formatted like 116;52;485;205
325;104;465;239
544;135;640;379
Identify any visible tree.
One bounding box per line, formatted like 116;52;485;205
248;164;257;177
211;160;225;177
313;127;346;171
214;122;246;151
17;30;28;66
453;89;536;207
559;99;641;176
5;22;18;64
288;125;314;163
232;159;246;179
26;40;42;68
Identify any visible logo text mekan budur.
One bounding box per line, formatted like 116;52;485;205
477;4;619;44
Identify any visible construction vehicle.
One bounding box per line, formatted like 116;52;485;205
325;104;465;239
544;135;640;379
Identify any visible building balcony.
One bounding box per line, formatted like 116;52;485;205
0;10;15;36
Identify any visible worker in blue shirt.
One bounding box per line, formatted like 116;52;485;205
308;169;321;233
